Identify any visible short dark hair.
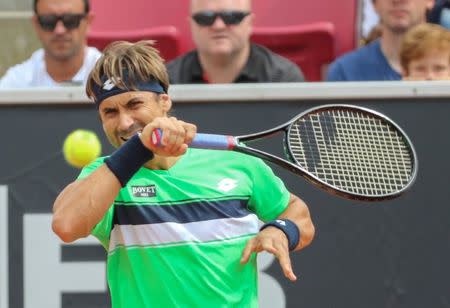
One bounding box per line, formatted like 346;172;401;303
33;0;90;14
86;40;170;102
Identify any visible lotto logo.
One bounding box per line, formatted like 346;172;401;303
102;79;116;91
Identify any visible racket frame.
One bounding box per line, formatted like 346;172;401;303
231;104;418;201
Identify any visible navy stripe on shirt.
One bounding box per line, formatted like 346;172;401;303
113;199;251;225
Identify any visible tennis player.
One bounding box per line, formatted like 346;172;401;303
52;40;315;307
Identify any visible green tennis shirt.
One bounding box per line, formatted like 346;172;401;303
78;148;290;308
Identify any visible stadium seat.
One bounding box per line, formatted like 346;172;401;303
87;26;181;63
252;0;359;57
251;22;336;81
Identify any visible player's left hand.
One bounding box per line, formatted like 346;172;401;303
240;226;297;281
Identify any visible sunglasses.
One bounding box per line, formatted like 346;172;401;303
192;10;250;26
36;13;87;31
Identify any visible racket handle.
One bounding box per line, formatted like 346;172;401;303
151;129;235;150
190;133;236;150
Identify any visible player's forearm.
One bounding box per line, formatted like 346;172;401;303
52;165;121;243
278;193;315;251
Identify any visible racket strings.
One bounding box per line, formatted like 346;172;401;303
288;109;413;196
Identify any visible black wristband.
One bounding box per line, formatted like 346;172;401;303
260;219;300;251
104;134;154;187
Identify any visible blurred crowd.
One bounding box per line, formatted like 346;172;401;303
0;0;449;89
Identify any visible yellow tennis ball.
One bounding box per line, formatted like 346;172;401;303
63;129;102;168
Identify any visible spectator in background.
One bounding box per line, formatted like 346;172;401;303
428;0;450;28
400;23;450;80
327;0;435;81
167;0;304;84
0;0;100;88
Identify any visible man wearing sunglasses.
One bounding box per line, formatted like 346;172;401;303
0;0;100;88
167;0;304;84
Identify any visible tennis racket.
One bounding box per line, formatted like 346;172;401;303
152;104;418;201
